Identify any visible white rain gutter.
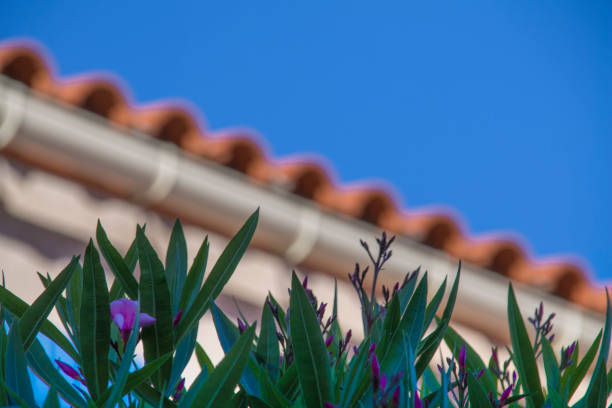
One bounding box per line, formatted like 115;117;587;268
0;76;605;350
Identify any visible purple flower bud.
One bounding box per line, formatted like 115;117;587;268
458;344;466;373
371;354;380;390
369;343;376;354
414;390;422;408
323;403;337;408
512;371;517;384
500;384;513;403
477;369;485;378
353;345;359;355
55;360;86;386
173;378;185;401
567;341;576;357
380;374;387;391
173;310;183;327
302;276;308;288
237;318;246;334
345;329;352;344
325;334;335;348
392;386;400;406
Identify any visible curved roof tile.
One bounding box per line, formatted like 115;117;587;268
0;40;606;314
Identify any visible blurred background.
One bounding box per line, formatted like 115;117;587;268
1;1;610;280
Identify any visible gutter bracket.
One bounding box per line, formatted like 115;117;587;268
134;143;180;204
284;205;321;265
0;79;26;150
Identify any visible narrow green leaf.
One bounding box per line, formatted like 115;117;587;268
178;237;208;313
176;210;258;343
109;231;139;302
184;325;256;408
166;220;188;316
20;257;78;351
98;353;172;406
5;320;35;407
137;227;174;390
467;373;492;407
0;377;32;408
26;338;88;408
585;290;611;408
195;342;215;374
422;276;447;333
79;240;110;400
381;271;427;375
168;325;198;397
289;272;333;408
211;302;260;396
66;262;83;343
507;284;544;408
398;267;419;312
256;366;291;408
0;286;78;360
133;383;176;408
415;264;461;377
179;365;209;408
541;336;560;393
97;220;139;300
103;308;141;408
43;388;60;408
376;292;400;357
565;337;601;400
256;300;280;380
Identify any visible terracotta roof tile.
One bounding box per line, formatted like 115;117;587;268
0;40;606;314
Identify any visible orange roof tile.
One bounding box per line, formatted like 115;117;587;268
0;40;605;314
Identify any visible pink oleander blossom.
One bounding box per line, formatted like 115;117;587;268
110;298;156;343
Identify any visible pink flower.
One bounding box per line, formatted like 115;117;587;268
110;299;156;343
56;360;86;386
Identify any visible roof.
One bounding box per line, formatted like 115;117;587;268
0;39;607;314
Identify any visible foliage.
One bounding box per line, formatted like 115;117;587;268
0;209;610;407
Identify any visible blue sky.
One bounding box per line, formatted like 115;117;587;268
2;1;611;280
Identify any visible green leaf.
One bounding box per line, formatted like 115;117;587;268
98;353;172;406
176;209;258;343
137;226;174;390
289;271;333;408
565;334;600;400
178;237;208;313
507;284;544;408
20;257;79;351
377;293;400;358
541;336;561;393
422;276;447;333
211;302;260;396
183;325;256;408
103;307;141;408
166;220;188;316
0;286;78;360
97;220;139;300
42;388;60;408
133;382;176;408
398;267;419;312
256;300;280;380
26;338;88;408
415;264;460;377
195;342;215;373
381;271;427;375
256;366;291;408
5;320;35;407
467;373;492;407
79;240;111;400
168;325;198;397
0;377;32;408
66;262;83;343
585;290;611;408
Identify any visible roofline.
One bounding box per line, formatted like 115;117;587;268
0;75;604;348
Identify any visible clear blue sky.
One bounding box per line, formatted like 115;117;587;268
2;1;611;280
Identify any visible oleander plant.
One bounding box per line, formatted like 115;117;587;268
0;209;610;407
